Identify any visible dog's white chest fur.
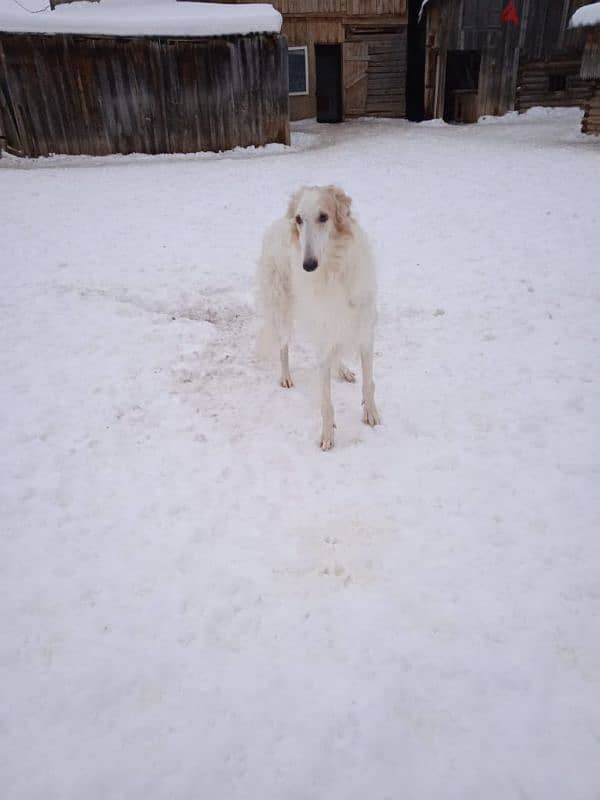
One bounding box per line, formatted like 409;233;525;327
291;255;372;356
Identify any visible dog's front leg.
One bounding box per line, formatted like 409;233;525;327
361;342;381;427
280;344;293;388
320;354;335;451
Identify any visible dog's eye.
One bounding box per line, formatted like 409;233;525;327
295;215;303;225
318;213;329;223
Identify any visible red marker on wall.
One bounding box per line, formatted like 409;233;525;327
501;0;519;26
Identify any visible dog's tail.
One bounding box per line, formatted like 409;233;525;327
255;250;292;361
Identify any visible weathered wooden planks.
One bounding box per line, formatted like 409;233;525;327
343;30;407;117
0;31;290;157
343;41;369;116
422;0;593;122
519;0;588;62
423;0;521;120
516;58;594;112
582;83;600;134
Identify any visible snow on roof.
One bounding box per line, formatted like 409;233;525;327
569;2;600;28
0;0;282;37
418;0;431;22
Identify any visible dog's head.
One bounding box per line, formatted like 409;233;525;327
287;185;353;272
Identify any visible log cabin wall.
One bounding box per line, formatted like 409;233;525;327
582;81;600;134
516;58;593;112
516;0;590;114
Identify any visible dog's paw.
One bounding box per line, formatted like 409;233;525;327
280;375;294;389
362;400;381;427
338;364;356;383
320;425;335;451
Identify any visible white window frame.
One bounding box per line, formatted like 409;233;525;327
288;46;309;96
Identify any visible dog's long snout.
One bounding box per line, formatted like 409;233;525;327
303;257;318;272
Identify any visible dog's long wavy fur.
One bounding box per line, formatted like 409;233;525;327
256;185;380;450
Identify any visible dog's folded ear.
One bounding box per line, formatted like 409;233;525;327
287;189;303;219
328;186;353;235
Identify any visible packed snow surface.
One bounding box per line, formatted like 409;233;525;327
570;1;600;27
0;0;281;37
2;108;600;800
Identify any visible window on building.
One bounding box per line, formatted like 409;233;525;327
288;46;309;96
548;74;567;92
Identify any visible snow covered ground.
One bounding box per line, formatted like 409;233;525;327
2;108;600;800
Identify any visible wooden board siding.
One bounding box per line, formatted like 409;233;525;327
343;32;406;117
582;82;600;135
208;0;409;121
343;41;369;115
423;0;521;119
0;31;289;157
281;0;406;13
356;31;407;117
285;17;408;120
516;58;594;112
519;0;589;62
284;18;343;119
284;17;343;44
515;1;589;115
422;0;594;122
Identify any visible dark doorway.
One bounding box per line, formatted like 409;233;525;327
443;50;481;123
315;44;343;123
406;0;426;121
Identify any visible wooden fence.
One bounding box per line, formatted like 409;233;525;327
0;31;290;157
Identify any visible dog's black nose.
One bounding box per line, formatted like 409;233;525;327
303;258;318;272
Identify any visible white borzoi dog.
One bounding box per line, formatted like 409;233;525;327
257;185;380;450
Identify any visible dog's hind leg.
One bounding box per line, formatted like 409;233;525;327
360;343;381;427
280;344;293;388
320;354;335;451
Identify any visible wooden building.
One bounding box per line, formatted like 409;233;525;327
420;0;596;123
283;0;410;121
421;0;523;122
207;0;409;121
0;3;289;157
516;0;591;113
569;2;600;134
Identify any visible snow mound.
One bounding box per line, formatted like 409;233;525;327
0;0;282;37
569;1;600;28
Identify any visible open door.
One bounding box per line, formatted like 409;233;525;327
443;50;481;123
406;0;426;120
315;45;343;123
